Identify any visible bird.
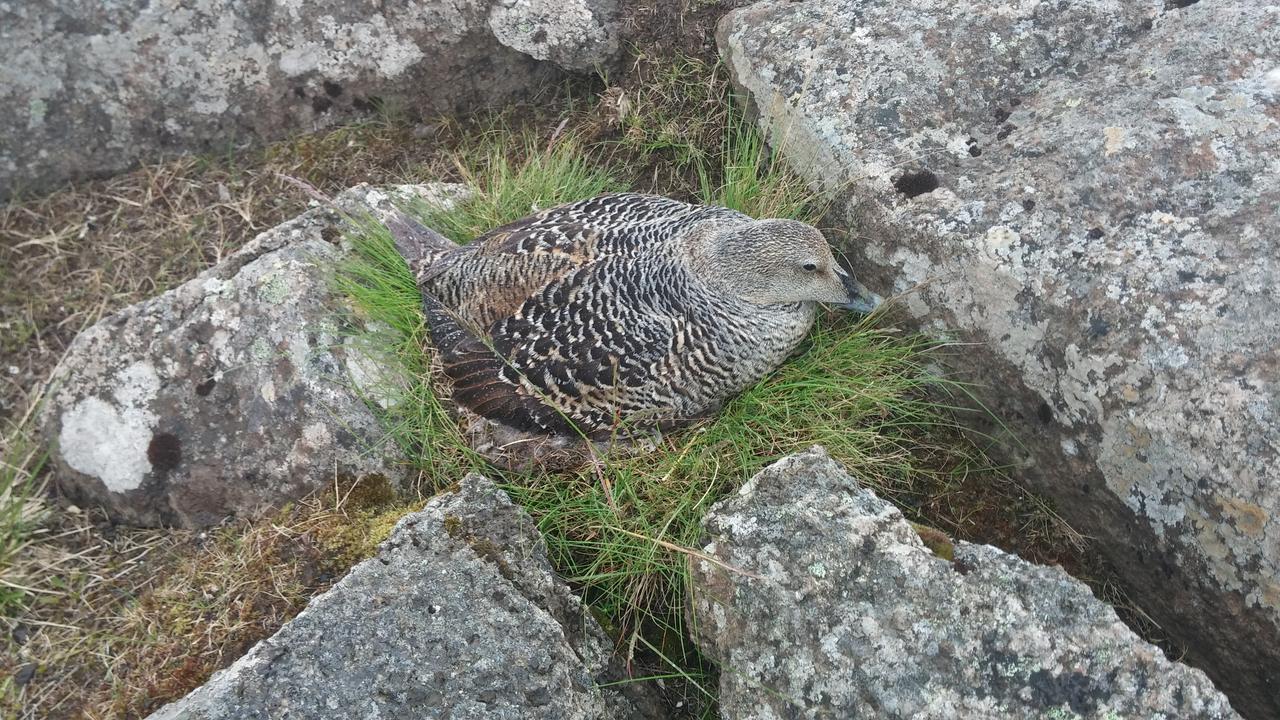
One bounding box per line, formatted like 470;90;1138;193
388;193;879;441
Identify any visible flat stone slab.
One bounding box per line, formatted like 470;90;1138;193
690;448;1241;719
718;2;1280;714
147;473;654;720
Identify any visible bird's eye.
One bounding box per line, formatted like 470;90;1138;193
803;262;817;272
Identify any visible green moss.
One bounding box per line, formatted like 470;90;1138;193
910;521;956;562
443;515;463;537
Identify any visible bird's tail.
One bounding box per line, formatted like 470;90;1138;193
385;210;462;289
276;172;462;287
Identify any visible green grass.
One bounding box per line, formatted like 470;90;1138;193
0;425;47;619
333;90;995;714
336;217;480;490
413;127;627;244
697;105;820;223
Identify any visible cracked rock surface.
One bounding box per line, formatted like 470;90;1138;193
147;473;657;719
718;2;1280;714
39;184;464;527
690;448;1241;720
0;0;620;198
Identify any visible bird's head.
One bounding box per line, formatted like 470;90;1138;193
709;219;881;312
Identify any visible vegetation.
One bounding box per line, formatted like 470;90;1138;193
1;52;1095;719
0;427;46;619
332;84;1043;713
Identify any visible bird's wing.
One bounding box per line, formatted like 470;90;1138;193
427;254;686;436
419;194;747;329
421;291;581;436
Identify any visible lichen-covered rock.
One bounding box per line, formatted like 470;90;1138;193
489;0;619;70
689;448;1241;719
718;2;1280;714
147;473;657;719
0;0;620;199
39;184;465;527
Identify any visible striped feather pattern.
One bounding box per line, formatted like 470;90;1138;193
407;193;820;438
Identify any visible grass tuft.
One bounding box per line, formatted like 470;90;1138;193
415;128;627;244
0;425;47;619
336;215;480;492
698;106;820;223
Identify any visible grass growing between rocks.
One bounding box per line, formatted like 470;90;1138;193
2;49;1099;719
334;96;1031;713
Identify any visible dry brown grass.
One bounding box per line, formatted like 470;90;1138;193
0;120;460;423
4;475;417;719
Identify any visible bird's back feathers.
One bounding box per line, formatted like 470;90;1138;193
400;193;814;438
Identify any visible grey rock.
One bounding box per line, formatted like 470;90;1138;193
489;0;619;71
39;183;467;527
0;0;620;199
718;1;1280;714
689;447;1242;719
147;473;655;719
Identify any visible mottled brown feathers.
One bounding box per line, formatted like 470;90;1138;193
393;193;855;438
420;292;578;436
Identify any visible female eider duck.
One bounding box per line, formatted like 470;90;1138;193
390;193;880;439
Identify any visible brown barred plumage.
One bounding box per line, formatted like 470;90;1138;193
391;193;878;438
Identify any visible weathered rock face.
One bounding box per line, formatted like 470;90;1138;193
147;473;657;719
39;184;463;527
489;0;619;70
690;448;1242;719
718;2;1280;714
0;0;619;199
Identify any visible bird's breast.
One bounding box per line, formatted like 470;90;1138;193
667;299;816;411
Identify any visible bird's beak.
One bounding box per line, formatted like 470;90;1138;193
835;266;882;314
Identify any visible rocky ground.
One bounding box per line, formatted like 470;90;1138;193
3;0;1270;718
